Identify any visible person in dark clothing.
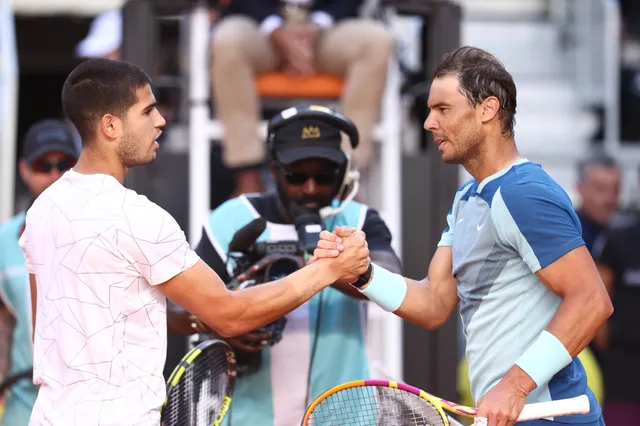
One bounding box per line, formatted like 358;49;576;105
595;206;640;424
575;151;621;257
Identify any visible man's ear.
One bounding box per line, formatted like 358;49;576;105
98;113;122;141
479;96;501;125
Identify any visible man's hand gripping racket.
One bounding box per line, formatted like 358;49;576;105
301;380;590;426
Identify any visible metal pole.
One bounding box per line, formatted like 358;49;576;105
0;0;18;221
603;0;621;153
381;54;404;381
400;0;461;402
188;2;211;246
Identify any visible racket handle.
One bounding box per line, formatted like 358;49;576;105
473;394;590;425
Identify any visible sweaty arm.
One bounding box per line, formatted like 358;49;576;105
491;183;613;391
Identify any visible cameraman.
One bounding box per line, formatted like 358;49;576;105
169;106;402;425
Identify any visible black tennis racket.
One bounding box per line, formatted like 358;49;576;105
162;339;236;426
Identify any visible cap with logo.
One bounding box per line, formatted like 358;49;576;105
22;119;81;164
271;118;346;166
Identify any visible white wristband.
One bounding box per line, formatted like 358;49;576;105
358;264;407;312
515;330;572;388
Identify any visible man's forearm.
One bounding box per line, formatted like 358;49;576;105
0;307;15;382
545;289;613;357
503;288;613;395
394;277;458;329
203;259;337;337
332;250;402;299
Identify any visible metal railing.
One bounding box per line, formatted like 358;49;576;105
0;0;18;222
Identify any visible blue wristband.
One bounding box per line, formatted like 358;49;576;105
358;263;407;312
515;330;572;388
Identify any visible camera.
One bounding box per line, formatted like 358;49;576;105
224;208;323;376
225;220;309;376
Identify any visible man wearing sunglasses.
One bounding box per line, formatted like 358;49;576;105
0;119;79;426
168;108;403;426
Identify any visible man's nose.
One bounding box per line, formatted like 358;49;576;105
424;112;439;131
303;177;319;194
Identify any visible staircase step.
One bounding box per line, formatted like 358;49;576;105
462;21;565;78
515;78;580;110
459;0;548;20
514;110;598;148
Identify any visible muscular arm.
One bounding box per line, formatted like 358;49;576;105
375;246;459;329
487;184;613;396
166;226;230;335
157;257;346;338
535;245;613;357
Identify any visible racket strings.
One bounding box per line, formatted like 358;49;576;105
307;386;447;426
163;347;230;426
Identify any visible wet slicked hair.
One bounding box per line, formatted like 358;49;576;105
434;46;518;137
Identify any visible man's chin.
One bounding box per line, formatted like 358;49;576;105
440;152;462;165
126;156;156;168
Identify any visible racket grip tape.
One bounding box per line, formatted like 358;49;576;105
473;394;590;425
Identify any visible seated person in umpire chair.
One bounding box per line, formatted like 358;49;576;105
168;105;402;426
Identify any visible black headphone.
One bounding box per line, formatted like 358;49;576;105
266;105;359;159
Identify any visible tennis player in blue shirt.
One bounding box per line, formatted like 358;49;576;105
312;46;613;426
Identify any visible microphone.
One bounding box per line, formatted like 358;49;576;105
289;202;323;256
228;218;267;253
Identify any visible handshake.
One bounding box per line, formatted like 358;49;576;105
308;226;371;285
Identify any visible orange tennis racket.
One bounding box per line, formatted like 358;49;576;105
301;379;590;426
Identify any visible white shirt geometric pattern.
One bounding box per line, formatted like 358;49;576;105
19;170;199;426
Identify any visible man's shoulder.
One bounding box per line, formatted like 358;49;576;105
492;162;572;207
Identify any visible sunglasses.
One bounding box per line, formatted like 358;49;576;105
30;157;76;173
281;168;340;186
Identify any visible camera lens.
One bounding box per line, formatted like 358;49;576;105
264;256;301;281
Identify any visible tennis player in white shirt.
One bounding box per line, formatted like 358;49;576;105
18;58;370;426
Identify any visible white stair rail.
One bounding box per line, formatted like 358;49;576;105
188;2;212;245
602;0;621;154
0;0;19;222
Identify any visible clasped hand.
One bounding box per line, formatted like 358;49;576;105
308;226;370;283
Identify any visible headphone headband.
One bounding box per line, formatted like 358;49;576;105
266;105;359;155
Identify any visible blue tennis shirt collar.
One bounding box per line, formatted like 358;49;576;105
477;157;530;193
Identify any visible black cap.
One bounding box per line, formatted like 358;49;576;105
22;119;80;164
272;119;346;165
